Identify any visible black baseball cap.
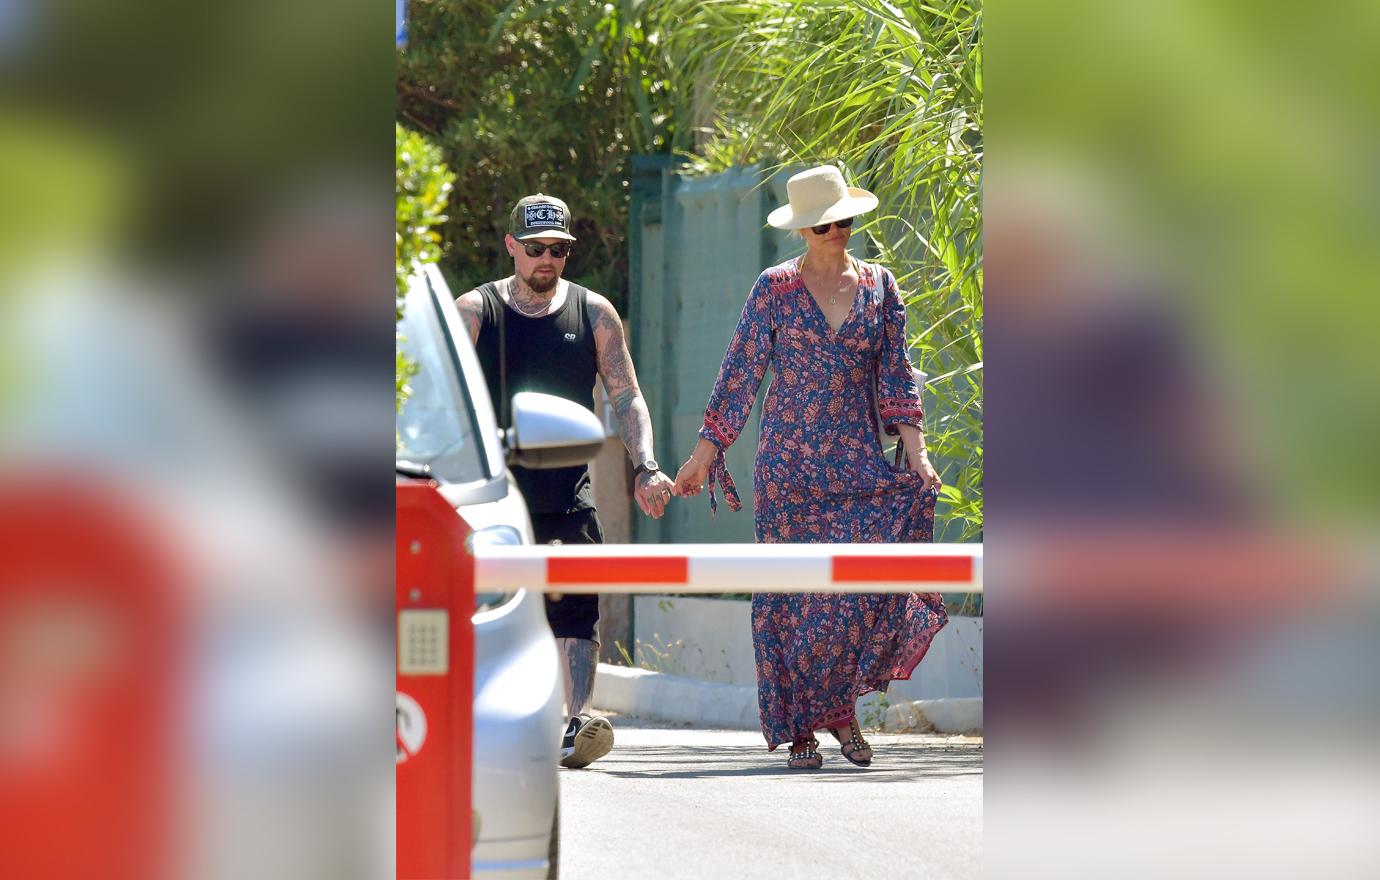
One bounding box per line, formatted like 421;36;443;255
509;194;577;241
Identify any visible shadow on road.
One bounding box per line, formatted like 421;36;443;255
592;742;983;782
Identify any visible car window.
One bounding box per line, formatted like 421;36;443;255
396;291;488;485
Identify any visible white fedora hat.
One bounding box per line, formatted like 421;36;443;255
767;164;879;230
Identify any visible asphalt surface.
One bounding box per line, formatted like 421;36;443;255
557;719;983;880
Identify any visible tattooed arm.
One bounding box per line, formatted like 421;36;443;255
455;289;484;344
587;292;675;519
588;292;653;462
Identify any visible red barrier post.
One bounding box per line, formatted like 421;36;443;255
396;480;475;879
0;479;180;880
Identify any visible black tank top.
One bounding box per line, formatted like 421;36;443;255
474;280;599;514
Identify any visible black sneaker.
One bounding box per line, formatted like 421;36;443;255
559;713;614;769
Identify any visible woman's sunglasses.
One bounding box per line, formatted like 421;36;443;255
809;216;855;235
521;241;572;259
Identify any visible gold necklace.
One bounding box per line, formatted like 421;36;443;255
800;253;856;305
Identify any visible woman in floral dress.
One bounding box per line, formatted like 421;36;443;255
673;165;948;769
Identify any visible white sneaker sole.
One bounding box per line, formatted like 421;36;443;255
560;716;614;769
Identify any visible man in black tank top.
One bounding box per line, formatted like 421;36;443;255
456;194;676;769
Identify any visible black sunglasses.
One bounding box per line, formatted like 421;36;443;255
810;217;855;235
521;241;572;259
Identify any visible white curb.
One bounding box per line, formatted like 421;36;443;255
594;663;983;733
593;663;759;729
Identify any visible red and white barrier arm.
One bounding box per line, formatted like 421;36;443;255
473;542;982;595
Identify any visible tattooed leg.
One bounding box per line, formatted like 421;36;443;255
556;637;598;718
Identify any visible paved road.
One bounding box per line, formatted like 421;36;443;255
557;720;982;880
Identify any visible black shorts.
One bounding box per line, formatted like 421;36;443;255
531;507;603;642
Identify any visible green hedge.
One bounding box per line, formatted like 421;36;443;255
396;0;676;311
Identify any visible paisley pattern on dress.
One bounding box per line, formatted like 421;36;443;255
697;257;949;750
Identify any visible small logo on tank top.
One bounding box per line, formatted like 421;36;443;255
564;332;577;341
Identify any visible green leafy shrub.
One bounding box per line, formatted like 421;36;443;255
395;123;456;412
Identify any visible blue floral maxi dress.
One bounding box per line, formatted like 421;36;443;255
698;258;949;750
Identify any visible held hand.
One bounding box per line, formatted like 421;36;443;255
672;455;710;497
907;448;942;493
634;470;676;519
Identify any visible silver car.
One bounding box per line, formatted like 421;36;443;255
397;264;604;879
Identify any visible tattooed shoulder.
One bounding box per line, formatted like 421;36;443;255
585;291;624;337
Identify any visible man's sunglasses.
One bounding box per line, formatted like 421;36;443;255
521;241;572;259
810;217;855;235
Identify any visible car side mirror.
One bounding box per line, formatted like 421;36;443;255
505;391;606;469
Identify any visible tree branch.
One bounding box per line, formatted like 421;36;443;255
398;107;438;135
398;80;463;111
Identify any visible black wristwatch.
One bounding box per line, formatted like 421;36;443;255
632;459;661;479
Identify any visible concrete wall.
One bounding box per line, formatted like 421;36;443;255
630;595;982;701
628;595;756;684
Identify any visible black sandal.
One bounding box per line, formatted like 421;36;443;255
786;735;822;770
830;718;873;767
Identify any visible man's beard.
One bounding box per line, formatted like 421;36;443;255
521;268;559;294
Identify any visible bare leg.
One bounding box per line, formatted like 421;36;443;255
556;637;598;718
